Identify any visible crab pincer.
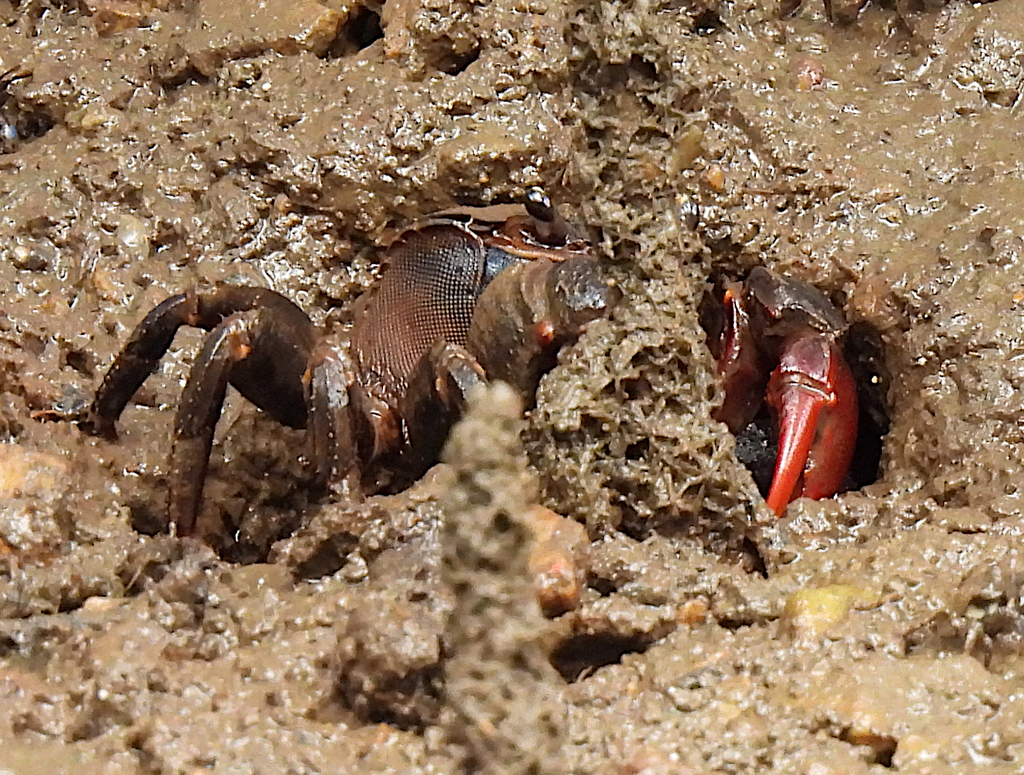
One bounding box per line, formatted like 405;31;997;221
704;267;858;516
763;324;858;514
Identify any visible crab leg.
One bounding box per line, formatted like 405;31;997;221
397;340;487;481
85;293;200;438
765;333;858;516
86;286;315;437
713;285;769;434
168;311;257;536
307;344;360;493
467;255;621;396
83;285;319;535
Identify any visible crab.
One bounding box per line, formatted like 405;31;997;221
701;266;858;516
83;190;620;537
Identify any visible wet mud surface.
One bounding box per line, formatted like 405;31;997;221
2;0;1024;772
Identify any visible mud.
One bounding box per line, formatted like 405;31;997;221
1;0;1024;773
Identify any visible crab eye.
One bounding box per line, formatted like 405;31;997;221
525;187;555;223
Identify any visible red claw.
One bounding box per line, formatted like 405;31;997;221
765;333;858;516
702;267;859;516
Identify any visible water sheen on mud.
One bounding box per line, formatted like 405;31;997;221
1;1;1024;773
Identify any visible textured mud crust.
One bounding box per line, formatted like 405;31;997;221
2;0;1024;773
440;384;565;775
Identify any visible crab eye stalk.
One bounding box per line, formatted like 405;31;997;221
523;187;572;248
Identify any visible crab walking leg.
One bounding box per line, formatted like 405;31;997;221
398;341;487;480
86;293;200;437
87;286;315;437
765;334;858;516
306;345;359;493
167;312;260;536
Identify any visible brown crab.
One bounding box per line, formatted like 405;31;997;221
82;191;620;537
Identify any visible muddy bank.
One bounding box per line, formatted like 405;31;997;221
1;0;1024;773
